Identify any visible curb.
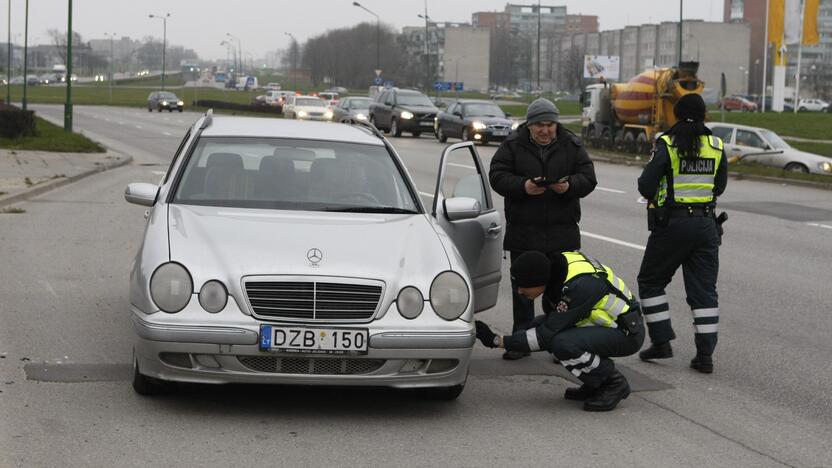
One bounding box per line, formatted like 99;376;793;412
590;151;832;191
0;152;133;209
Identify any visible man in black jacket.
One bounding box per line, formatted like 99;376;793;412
489;98;597;360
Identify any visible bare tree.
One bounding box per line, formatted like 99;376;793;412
47;28;83;65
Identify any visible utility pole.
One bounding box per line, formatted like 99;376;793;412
423;0;430;91
21;0;28;111
678;0;683;66
6;0;10;105
352;2;380;72
537;0;541;92
149;13;170;90
64;0;73;130
105;32;115;104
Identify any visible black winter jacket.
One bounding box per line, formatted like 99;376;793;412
489;124;597;253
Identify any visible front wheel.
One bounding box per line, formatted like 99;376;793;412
390;118;402;137
412;130;421;138
437;126;448;142
785;162;809;173
462;127;471;142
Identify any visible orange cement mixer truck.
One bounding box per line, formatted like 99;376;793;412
580;61;704;154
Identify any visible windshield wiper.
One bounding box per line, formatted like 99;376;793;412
325;206;419;214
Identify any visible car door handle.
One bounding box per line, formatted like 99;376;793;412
487;224;503;235
731;148;741;152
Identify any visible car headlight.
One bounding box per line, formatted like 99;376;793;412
324;110;334;119
397;286;424;319
819;161;832;173
161;101;168;106
400;111;414;120
511;121;519;130
198;280;228;313
297;110;308;118
177;100;184;106
355;113;367;121
430;271;470;321
150;262;193;313
472;121;487;130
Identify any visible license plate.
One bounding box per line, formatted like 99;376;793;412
259;325;368;354
493;130;508;136
419;121;433;126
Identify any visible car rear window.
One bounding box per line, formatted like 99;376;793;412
172;137;420;213
296;98;325;107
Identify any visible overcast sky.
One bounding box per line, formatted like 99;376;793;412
7;0;724;60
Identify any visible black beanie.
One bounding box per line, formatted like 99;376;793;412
511;251;567;288
674;93;706;123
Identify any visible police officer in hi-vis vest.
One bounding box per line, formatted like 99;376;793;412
474;250;645;412
636;93;728;373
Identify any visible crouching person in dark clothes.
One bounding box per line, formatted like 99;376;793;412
475;251;645;411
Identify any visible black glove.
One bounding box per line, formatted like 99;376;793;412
475;321;499;348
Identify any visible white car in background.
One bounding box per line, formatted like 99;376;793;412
283;95;333;121
707;122;832;175
797;99;829;112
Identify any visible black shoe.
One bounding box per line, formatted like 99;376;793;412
583;371;631;412
690;355;713;374
639;342;673;361
564;384;599;401
502;350;530;361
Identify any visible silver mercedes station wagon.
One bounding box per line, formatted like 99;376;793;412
124;111;503;399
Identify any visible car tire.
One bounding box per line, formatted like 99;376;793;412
799;107;807;112
147;108;152;112
179;109;183;113
418;383;465;401
412;131;421;138
785;162;809;173
437;126;448;142
462;127;471;142
132;359;169;396
390;118;402;137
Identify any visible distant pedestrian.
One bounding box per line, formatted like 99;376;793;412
489;98;597;360
636;93;728;373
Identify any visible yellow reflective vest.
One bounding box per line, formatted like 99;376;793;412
656;134;723;206
562;252;635;329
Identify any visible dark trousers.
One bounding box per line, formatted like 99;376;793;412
509;250;562;333
548;322;645;388
637;216;721;356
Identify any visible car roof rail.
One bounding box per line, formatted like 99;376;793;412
200;109;213;130
349;119;386;140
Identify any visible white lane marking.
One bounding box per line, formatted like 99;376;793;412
151;171;166;175
117;121;125;125
807;223;832;230
419;191;435;198
449;163;476;170
583;231;646;251
41;280;58;298
162;132;172;136
597;186;626;194
135;125;143;129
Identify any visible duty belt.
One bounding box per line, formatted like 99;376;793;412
669;206;714;217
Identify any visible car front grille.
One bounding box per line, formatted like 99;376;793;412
245;280;383;321
238;356;385;375
488;124;511;131
417;113;436;122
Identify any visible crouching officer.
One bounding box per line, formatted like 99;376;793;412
475;251;645;411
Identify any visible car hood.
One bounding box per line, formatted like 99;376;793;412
781;147;831;163
465;116;512;125
167;204;450;287
399;105;438;114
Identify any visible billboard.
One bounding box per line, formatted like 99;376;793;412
583;55;620;80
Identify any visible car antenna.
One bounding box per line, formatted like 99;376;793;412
200;109;213;130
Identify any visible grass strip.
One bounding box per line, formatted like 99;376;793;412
0;116;105;152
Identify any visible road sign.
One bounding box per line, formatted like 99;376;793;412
434;81;463;91
373;76;383;85
374;69;383;77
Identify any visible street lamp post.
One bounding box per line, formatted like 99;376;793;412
104;32;116;104
65;0;72;131
148;13;170;90
21;0;28;111
352;1;380;73
418;7;431;91
6;0;10;105
226;33;242;75
284;32;297;91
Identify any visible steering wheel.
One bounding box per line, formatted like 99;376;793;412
342;192;380;205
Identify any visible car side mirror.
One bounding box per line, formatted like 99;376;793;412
453;111;462;117
125;183;159;207
443;197;481;221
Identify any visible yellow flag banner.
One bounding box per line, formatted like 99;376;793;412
768;0;785;47
803;0;820;45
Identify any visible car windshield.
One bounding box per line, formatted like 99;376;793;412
172;137;420;213
397;93;433;106
296;98;325;107
759;129;791;150
159;92;178;100
349;98;372;110
463;103;505;117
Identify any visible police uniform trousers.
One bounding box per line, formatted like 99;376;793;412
547;321;645;388
637;215;721;356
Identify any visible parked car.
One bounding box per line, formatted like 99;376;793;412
707;122;832;175
318;91;339;106
435;100;517;145
123;113;502;399
369;88;439;137
718;95;758;112
797;98;829;112
147;91;184;112
330;96;373;123
282;95;333;121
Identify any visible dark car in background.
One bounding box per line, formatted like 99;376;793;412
435;100;516;145
147;91;184;112
331;96;373;123
369;88;438;137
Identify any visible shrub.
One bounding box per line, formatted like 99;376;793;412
0;104;36;138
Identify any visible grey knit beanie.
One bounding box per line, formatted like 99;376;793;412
526;98;560;124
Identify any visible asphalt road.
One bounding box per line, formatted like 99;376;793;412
1;105;830;467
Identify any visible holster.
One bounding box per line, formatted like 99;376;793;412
647;205;669;231
715;211;728;236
